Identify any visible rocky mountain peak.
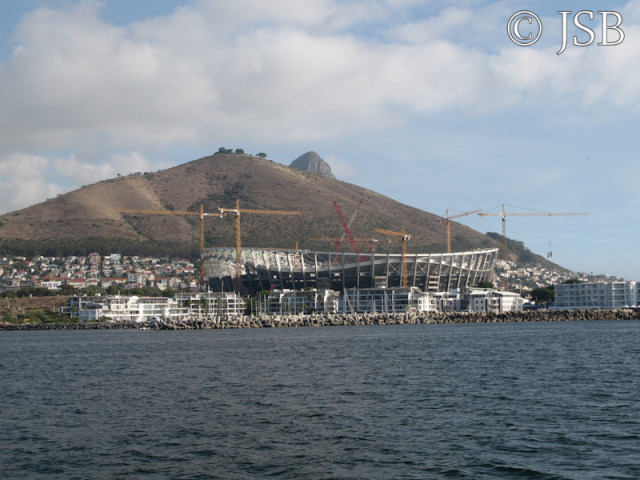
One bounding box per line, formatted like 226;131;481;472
289;151;335;179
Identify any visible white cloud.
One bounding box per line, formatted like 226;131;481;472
0;151;161;213
0;154;65;211
324;154;356;181
50;152;160;186
1;0;639;159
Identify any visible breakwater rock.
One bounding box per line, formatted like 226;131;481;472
0;320;144;331
148;308;638;330
1;309;638;331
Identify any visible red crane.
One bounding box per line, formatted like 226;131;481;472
333;201;366;261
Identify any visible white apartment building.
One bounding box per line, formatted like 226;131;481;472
554;281;639;309
340;287;435;314
465;289;525;312
68;295;183;322
266;287;526;315
64;292;244;322
268;287;437;315
173;292;245;316
267;289;341;314
433;289;463;312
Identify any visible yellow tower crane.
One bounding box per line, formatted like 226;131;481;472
374;227;411;288
119;204;225;284
120;202;301;292
443;208;482;253
218;200;301;294
478;204;587;289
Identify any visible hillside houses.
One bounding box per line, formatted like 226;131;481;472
493;260;619;293
0;253;198;293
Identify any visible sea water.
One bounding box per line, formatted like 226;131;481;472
1;320;640;479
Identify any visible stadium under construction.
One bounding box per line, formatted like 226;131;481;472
203;247;500;295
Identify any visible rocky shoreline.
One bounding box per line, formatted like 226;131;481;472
1;308;638;331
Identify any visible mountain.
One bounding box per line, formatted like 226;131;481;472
0;152;557;268
289;151;335;178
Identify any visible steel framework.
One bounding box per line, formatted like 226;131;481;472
202;247;499;294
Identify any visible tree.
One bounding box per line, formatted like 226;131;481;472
58;283;78;296
256;152;267;159
531;286;555;305
17;286;54;298
83;285;102;296
478;281;495;289
198;297;209;312
234;148;245;154
129;286;165;297
106;284;123;295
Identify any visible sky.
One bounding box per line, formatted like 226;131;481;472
0;0;638;280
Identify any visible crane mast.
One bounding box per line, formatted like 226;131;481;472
120;201;301;293
218;200;301;294
119;204;221;283
374;227;411;288
478;204;587;290
444;208;482;253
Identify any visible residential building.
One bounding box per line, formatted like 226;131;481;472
340;287;434;314
465;288;525;312
266;287;525;315
62;291;245;322
173;292;245;316
267;289;341;314
554;281;638;309
433;289;463;312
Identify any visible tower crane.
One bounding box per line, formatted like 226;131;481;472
478;204;587;289
120;202;301;293
374;227;411;288
218;200;301;294
119;204;222;282
443;208;482;253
